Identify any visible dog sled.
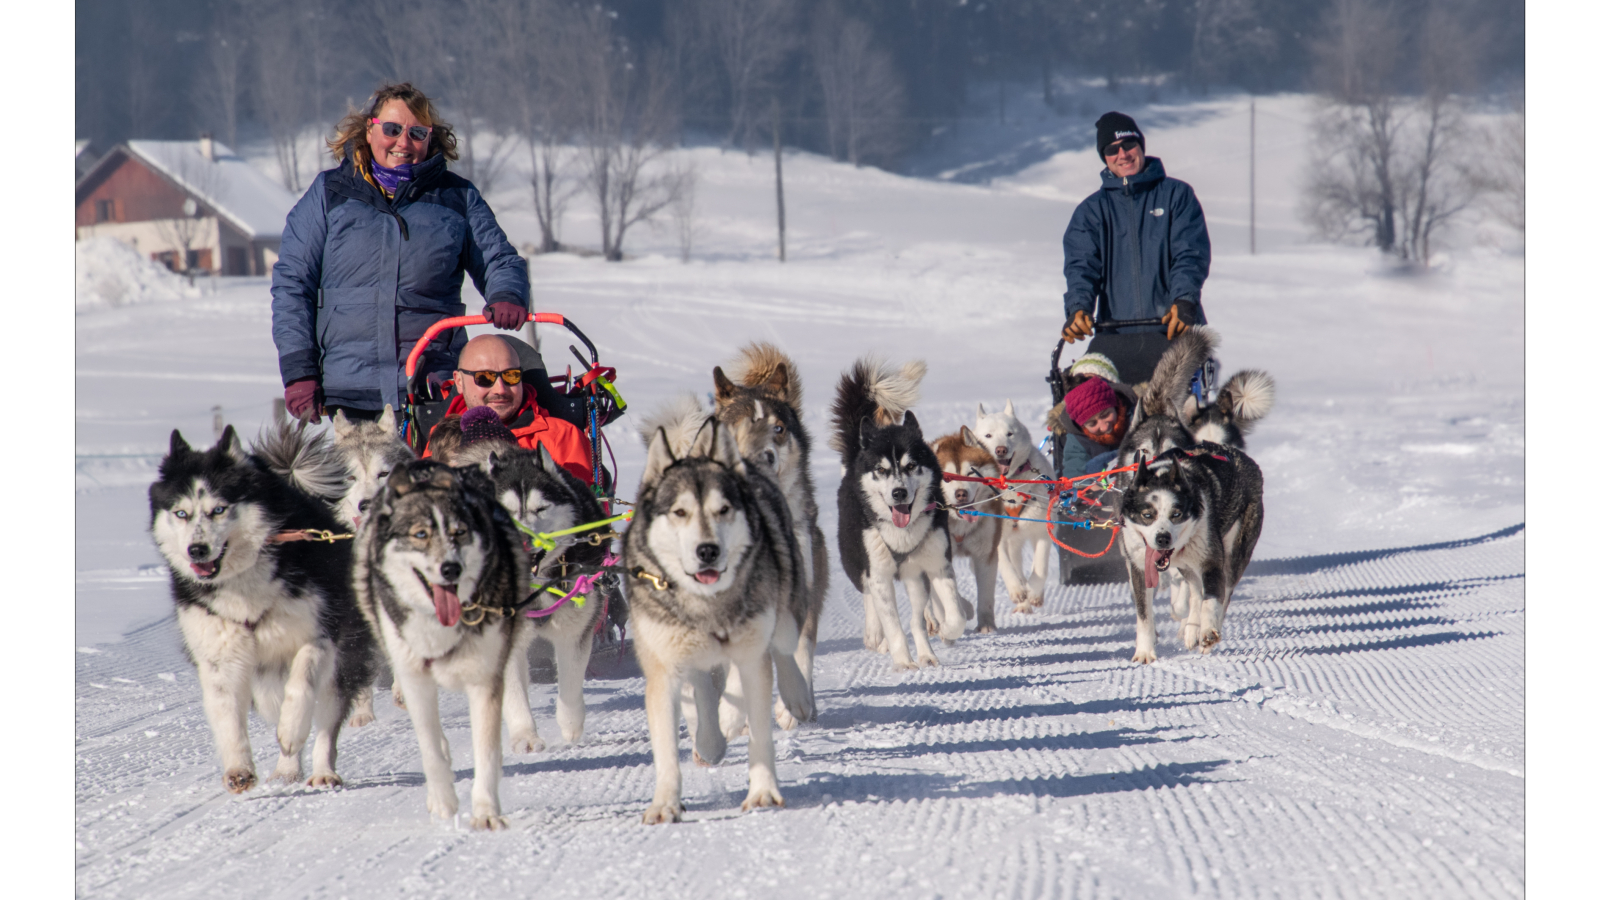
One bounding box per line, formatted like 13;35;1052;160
1045;316;1181;584
403;311;633;669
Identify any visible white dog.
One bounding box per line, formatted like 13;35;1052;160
973;400;1056;612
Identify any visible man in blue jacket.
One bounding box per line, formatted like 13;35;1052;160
1060;112;1211;384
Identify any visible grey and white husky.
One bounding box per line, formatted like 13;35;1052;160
149;423;373;794
455;439;617;750
832;358;967;670
711;342;827;731
330;404;416;727
1181;369;1276;450
1117;328;1218;470
971;399;1058;613
625;410;812;823
353;460;531;829
1116;443;1265;662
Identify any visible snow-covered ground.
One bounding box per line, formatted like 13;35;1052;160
75;93;1524;897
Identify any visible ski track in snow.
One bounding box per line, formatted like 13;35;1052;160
76;527;1524;899
76;95;1523;897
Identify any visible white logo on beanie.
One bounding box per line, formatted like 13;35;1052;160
1115;130;1139;140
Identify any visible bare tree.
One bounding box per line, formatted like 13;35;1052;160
693;0;798;148
1473;95;1524;235
1304;0;1406;253
566;9;683;261
1304;0;1487;265
1190;0;1278;92
155;145;225;282
253;7;310;192
494;0;579;251
811;11;907;168
193;3;249;148
668;160;699;263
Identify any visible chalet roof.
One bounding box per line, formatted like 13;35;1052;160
88;141;301;240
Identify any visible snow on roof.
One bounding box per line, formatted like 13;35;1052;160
76;139;91;157
126;140;299;240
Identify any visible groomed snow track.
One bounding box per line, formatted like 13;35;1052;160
76;524;1523;899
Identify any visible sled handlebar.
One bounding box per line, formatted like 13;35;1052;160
404;312;598;379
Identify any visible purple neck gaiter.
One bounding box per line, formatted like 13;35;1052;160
370;159;416;195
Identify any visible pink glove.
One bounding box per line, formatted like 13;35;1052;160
484;301;526;331
285;378;322;423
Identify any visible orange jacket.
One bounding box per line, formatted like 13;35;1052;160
423;386;594;484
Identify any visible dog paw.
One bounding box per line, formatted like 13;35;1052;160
741;787;785;812
223;767;257;794
1131;648;1157;664
391;686;407;710
269;758;302;785
692;749;717;768
939;620;966;644
1181;622;1201;649
892;658;920;671
346;709;376;728
1011;602;1034;615
976;623;996;634
508;733;546;755
1199;629;1222;653
306;772;343;789
1027;591;1045;609
773;705;799;732
917;653;940;668
426;786;459;820
642;801;684;825
470;814;509;831
560;727;583;745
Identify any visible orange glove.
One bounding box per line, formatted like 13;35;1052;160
1162;303;1192;340
1061;310;1094;344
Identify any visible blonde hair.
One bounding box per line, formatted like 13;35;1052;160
327;83;459;170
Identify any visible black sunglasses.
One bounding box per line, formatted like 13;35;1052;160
1105;139;1141;157
457;368;522;388
371;119;432;142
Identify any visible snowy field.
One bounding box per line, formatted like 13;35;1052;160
75;93;1525;897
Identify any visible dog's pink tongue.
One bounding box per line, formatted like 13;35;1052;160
891;506;912;528
1143;548;1160;589
695;569;720;585
432;583;462;627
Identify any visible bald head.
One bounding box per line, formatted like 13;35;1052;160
454;335;523;421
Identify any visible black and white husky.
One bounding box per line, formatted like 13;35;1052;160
330;404;416;727
455;439;616;750
149;424;373;793
1116;443;1265;662
712;342;827;730
1182;370;1276;450
1116;328;1219;470
625;408;812;823
353;460;530;829
972;399;1058;613
831;358;967;669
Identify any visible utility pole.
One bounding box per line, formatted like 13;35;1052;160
772;98;786;263
1249;98;1257;256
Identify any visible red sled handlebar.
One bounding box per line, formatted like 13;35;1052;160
404;311;595;379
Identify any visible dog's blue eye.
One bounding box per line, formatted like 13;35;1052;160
413;529;428;539
211;506;227;516
174;510;189;520
1171;510;1181;520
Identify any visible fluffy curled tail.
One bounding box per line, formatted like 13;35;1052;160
725;341;804;409
252;421;348;502
829;356;926;460
1144;327;1218;418
636;393;711;457
1222;369;1275;432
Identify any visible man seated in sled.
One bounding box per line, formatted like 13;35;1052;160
422;334;593;482
1046;353;1138;481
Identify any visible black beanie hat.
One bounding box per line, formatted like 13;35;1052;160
1095;112;1143;159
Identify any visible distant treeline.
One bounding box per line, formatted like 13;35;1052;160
77;0;1525;173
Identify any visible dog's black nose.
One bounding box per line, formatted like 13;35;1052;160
1155;532;1171;549
953;490;969;503
439;561;462;582
188;543;209;560
695;543;720;565
891;487;908;503
762;449;777;467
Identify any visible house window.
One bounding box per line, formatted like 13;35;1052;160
95;198;115;222
227;246;249;276
153;251;180;272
